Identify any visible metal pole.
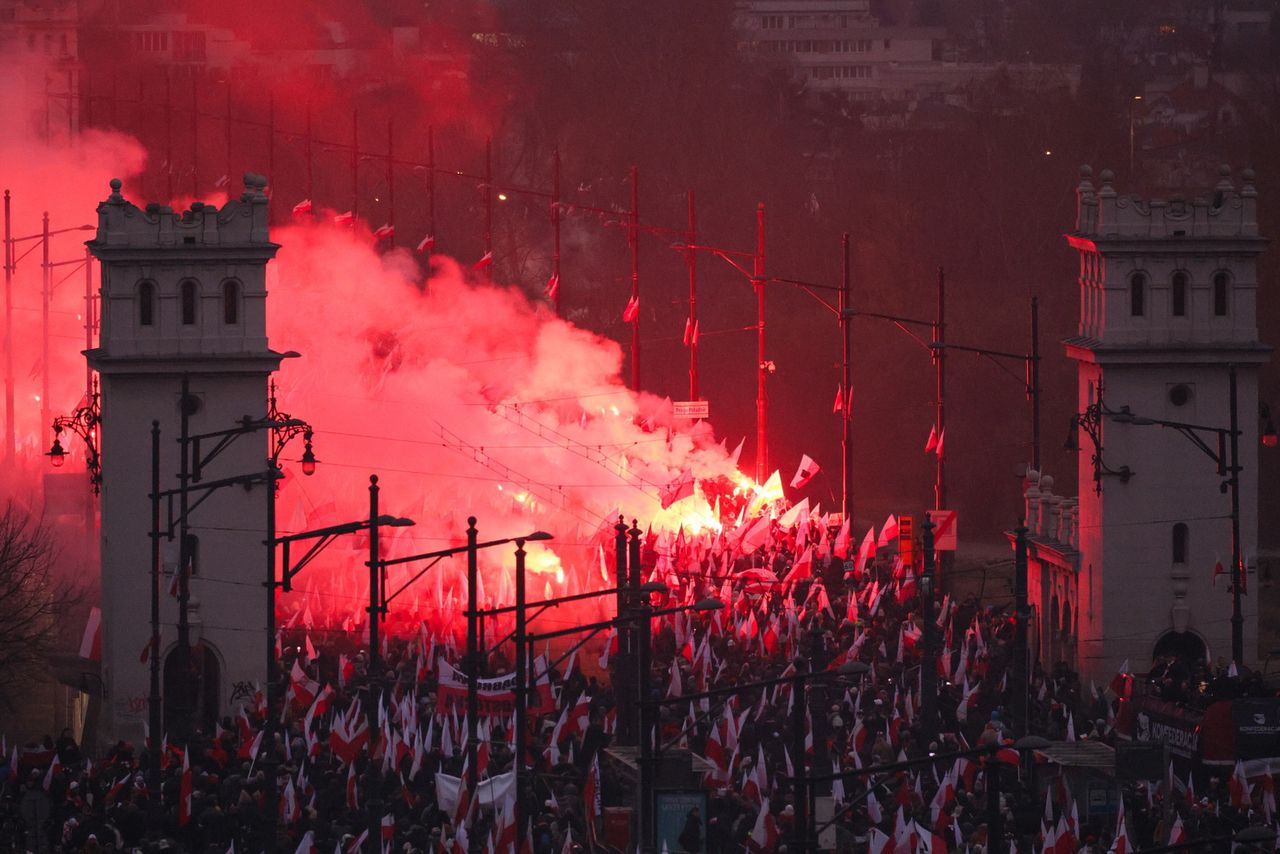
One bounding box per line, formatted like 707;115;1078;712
386;117;395;234
687;191;698;401
426;126;435;263
263;452;279;854
514;539;528;847
148;421;163;835
637;557;654;853
1229;365;1243;665
754;202;767;482
840;232;852;520
84;248;93;394
304;102;313;210
4;189;14;464
630;166;640;391
466;516;479;820
552;149;562;316
365;476;381;854
351;108;359;219
266;92;274;222
190;77;198;198
613;517;633;746
920;514;938;746
175;377;193;739
791;667;808;854
164;69;173;201
483;138;493;259
226;82;234;194
1013;519;1030;737
1030;296;1041;471
934;266;945;511
41;213;50;437
628;520;643;749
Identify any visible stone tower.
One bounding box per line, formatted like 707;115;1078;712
1065;165;1269;684
87;175;286;739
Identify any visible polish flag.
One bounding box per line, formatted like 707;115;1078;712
373;224;395;241
415;233;435;253
79;607;102;661
1167;814;1186;846
833;517;851;560
925;424;939;453
878;515;900;549
472;251;493;270
545;273;560;302
178;751;193;826
333;211;355;227
139;636;156;664
291;199;312;217
622;294;640;323
790;454;821;490
1106;810;1129;854
683;317;699;347
833;384;846;416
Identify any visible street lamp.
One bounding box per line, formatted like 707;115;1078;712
45;378;102;492
371;518;552;851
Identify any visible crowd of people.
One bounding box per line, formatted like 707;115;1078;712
2;505;1277;853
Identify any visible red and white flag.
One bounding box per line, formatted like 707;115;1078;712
291;199;312;217
545;273;560;302
178;751;193;826
373;224;395;241
79;607;102;661
622;294;640;323
333;211;355;227
925;424;939;453
878;514;899;549
660;471;695;509
790;454;821;490
472;251;493;270
683;317;699;347
415;234;435;253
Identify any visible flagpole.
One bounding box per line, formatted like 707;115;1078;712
840;233;852;522
687;190;698;401
629;166;640;390
754;202;767;483
933;266;945;514
147;421;163;838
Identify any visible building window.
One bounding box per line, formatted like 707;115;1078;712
181;279;198;325
1213;272;1229;316
138;281;155;326
222;280;240;324
1171;272;1187;317
1172;523;1188;564
1130;272;1146;316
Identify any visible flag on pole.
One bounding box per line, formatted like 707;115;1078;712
622;294;640;323
545;273;560;302
660;471;695;509
214;174;230;189
291;199;312;217
415;234;435;253
683;318;700;347
79;607;102;661
925;424;939;453
790;455;821;490
373;224;395;241
1213;556;1227;586
472;251;493;270
333;211;355;227
833;385;845;415
935;427;945;459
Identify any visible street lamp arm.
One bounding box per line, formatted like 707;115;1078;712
929;341;1032;363
156;468;281;537
841;308;934;327
768;277;841;317
377;531;550;569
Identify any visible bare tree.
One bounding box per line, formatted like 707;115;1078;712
0;505;83;711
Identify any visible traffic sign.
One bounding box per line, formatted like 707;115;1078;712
925;509;958;551
673;400;710;419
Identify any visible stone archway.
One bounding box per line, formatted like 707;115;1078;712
163;642;222;735
1152;630;1207;669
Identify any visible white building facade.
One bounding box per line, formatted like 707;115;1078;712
1064;165;1269;685
87;175;287;739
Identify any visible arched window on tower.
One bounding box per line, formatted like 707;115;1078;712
1213;272;1229;317
1130;273;1146;317
181;279;198;325
1171;272;1188;318
1172;523;1189;564
138;280;155;326
222;280;240;324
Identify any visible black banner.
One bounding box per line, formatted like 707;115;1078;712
1232;699;1280;760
